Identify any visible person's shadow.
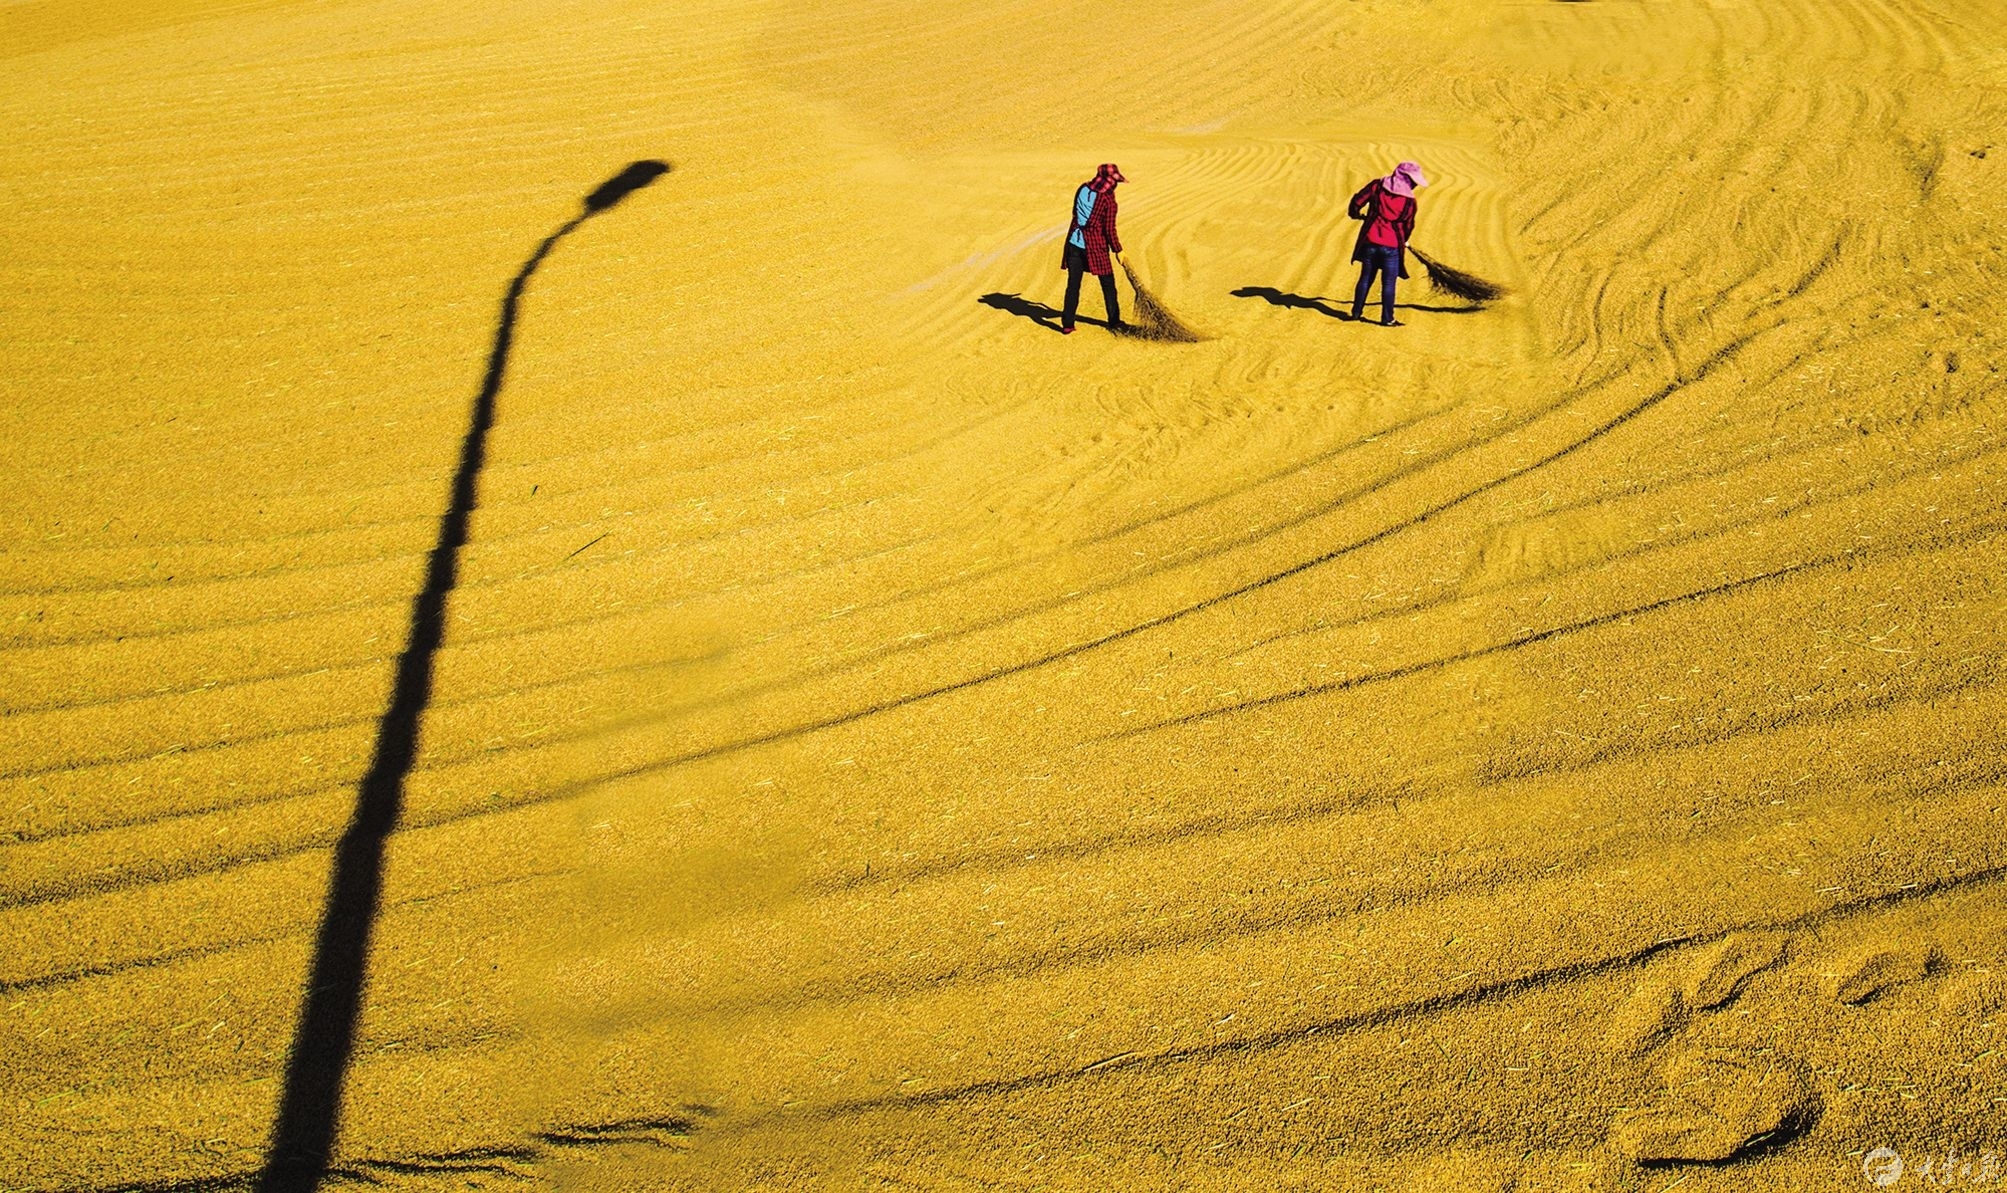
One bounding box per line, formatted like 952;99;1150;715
1231;285;1480;319
978;292;1118;334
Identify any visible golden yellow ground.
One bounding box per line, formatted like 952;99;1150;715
4;0;2005;1188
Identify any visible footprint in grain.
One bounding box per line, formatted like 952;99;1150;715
1612;1048;1817;1163
1826;941;1940;1004
1606;981;1686;1057
1683;932;1789;1009
1606;932;1791;1057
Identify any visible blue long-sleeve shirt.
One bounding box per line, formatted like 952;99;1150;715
1067;186;1096;249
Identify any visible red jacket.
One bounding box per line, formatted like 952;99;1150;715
1062;185;1122;276
1349;179;1414;277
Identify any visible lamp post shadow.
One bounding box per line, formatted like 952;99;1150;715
256;159;670;1192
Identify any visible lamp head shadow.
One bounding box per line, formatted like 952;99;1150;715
585;160;672;214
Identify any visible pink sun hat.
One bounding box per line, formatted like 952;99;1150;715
1384;160;1428;196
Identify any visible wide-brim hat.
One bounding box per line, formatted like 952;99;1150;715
1395;161;1428;187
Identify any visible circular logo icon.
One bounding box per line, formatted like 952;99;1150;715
1863;1146;1904;1187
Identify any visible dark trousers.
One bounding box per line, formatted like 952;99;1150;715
1352;244;1401;324
1063;243;1120;329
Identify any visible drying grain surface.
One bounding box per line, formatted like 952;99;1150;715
3;0;2004;1188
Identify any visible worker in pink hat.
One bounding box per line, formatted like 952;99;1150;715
1347;161;1426;326
1060;163;1127;334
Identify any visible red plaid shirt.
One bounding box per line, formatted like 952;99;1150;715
1063;185;1123;276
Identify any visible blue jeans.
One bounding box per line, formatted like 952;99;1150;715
1352;245;1400;323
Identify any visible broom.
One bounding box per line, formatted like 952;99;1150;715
1115;254;1206;342
1408;246;1509;303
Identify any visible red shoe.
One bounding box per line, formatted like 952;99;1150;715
1060;326;1075;334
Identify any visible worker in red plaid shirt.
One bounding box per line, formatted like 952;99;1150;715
1060;163;1126;334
